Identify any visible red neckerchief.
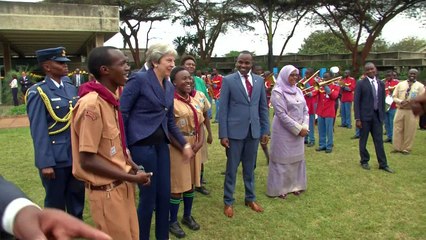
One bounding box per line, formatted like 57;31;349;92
79;80;128;158
174;91;199;139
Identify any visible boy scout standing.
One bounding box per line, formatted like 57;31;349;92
26;47;85;218
71;46;152;239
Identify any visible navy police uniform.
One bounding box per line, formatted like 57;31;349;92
26;47;84;219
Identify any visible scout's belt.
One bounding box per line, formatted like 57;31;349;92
85;180;123;191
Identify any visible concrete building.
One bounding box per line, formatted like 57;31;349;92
0;1;119;76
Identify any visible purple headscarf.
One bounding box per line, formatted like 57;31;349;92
275;65;300;95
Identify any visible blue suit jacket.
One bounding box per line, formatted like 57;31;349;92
0;176;27;232
354;77;386;122
120;69;186;147
219;72;270;140
26;77;78;169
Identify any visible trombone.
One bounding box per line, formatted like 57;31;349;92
303;76;342;95
297;70;320;90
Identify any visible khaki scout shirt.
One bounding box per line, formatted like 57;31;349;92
71;91;131;186
392;80;425;109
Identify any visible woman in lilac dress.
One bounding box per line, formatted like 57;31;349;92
267;65;309;199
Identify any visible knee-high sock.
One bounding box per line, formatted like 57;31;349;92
183;190;195;218
169;196;181;224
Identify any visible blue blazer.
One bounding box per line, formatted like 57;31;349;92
219;72;270;140
354;77;386;122
120;69;186;147
0;176;27;232
26;77;78;169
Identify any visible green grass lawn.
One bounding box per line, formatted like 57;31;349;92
1;111;425;239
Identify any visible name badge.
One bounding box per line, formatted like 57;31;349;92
51;97;61;101
111;146;116;156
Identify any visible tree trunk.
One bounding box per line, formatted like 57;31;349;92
267;1;273;71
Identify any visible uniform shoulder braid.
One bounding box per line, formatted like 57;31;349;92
30;82;74;135
25;80;47;102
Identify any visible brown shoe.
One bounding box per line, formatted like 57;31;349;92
245;201;263;212
224;205;234;218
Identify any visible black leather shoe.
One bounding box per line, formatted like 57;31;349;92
350;135;360;139
315;148;325;152
384;138;392;143
169;221;185;238
195;186;210;195
325;149;332;153
182;216;200;230
379;167;394;173
361;163;370;170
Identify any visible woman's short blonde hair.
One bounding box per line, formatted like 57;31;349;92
145;43;177;68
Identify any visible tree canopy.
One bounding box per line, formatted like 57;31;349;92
312;0;425;74
174;0;255;64
298;30;350;54
389;36;426;51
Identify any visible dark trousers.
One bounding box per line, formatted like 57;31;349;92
419;114;426;129
130;142;170;240
11;88;18;106
223;132;260;206
39;166;85;219
359;111;388;168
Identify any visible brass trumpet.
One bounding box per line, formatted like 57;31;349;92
303;76;342;95
297;70;320;90
264;72;276;88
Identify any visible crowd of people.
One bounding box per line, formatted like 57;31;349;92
1;44;426;240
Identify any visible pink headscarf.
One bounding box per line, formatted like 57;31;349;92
275;65;299;95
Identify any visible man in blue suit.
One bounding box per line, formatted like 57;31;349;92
354;62;393;173
219;51;270;218
26;47;85;218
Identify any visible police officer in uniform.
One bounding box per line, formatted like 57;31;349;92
26;47;84;218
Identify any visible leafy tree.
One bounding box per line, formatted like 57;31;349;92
298;30;350;54
173;34;199;57
174;0;255;65
389;36;426;51
239;0;309;71
312;0;425;74
371;38;389;52
224;50;241;58
43;0;175;68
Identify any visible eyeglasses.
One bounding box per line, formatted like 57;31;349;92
289;73;299;77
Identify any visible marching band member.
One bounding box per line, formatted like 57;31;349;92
315;72;340;153
383;70;399;143
303;68;319;147
339;70;356;129
391;68;425;155
211;68;223;123
253;65;272;163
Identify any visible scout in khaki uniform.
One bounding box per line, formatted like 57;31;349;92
168;67;210;238
391;68;425;154
71;46;152;240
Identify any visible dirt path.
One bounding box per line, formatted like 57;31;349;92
0;115;29;129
